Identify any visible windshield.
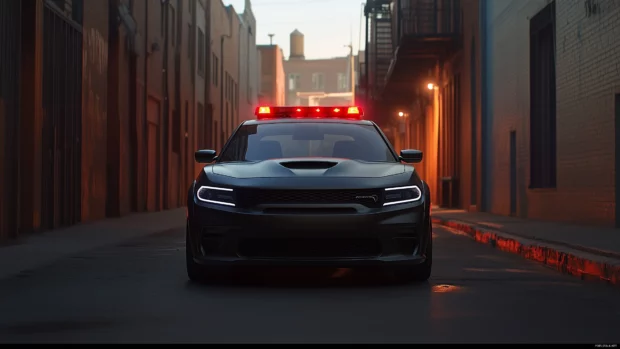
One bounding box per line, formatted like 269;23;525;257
218;122;398;163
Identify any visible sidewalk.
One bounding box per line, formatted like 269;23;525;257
0;208;186;280
432;208;620;288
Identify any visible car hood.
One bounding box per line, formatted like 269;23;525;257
209;158;406;179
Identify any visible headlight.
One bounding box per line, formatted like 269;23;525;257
383;185;422;206
196;186;236;207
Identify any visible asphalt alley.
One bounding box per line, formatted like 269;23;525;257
1;226;619;344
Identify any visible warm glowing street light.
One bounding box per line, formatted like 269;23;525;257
427;83;434;90
398;111;404;117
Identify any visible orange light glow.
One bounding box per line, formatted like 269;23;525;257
347;106;360;114
257;106;271;114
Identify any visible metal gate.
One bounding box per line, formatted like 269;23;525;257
0;0;21;239
41;2;83;230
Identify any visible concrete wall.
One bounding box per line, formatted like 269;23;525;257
482;0;620;226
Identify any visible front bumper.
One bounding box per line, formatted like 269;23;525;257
188;201;430;267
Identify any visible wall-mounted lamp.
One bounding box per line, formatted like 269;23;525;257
398;111;404;117
427;83;435;90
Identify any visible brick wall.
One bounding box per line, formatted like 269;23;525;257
484;0;620;226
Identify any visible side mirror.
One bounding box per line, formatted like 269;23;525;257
195;149;217;163
400;149;423;163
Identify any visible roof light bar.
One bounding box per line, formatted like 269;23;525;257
254;106;364;119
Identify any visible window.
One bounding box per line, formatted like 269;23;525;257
218;123;398;163
337;73;348;91
529;1;556;189
169;5;176;47
312;73;324;91
197;28;205;77
288;73;301;91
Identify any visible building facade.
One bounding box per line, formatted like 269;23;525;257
257;44;286;106
283;30;357;107
208;0;241;150
0;0;261;242
481;0;620;226
365;0;620;227
238;0;259;122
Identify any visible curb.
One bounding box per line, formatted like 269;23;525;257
432;217;620;288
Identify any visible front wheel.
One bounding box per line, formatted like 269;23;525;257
393;225;433;284
186;225;220;283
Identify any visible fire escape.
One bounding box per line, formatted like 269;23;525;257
363;0;394;122
385;0;461;97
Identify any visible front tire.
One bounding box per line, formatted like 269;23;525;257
186;225;217;283
393;224;433;284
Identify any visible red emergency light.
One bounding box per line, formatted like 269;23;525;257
254;106;364;120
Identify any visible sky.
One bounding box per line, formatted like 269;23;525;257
223;0;366;60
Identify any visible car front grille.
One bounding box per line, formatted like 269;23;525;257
239;189;383;208
238;238;381;259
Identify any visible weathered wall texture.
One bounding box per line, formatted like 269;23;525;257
257;45;286;106
82;0;109;222
0;0;262;241
238;0;259;123
483;0;620;226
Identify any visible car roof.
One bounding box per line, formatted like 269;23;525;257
242;118;376;126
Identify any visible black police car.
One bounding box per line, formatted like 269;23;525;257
186;106;432;283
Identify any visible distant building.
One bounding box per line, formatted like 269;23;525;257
257;44;286;106
237;0;259;122
208;0;241;150
283;29;359;106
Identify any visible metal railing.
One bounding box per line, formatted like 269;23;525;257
397;0;461;39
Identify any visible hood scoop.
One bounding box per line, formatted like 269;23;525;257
279;160;338;170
